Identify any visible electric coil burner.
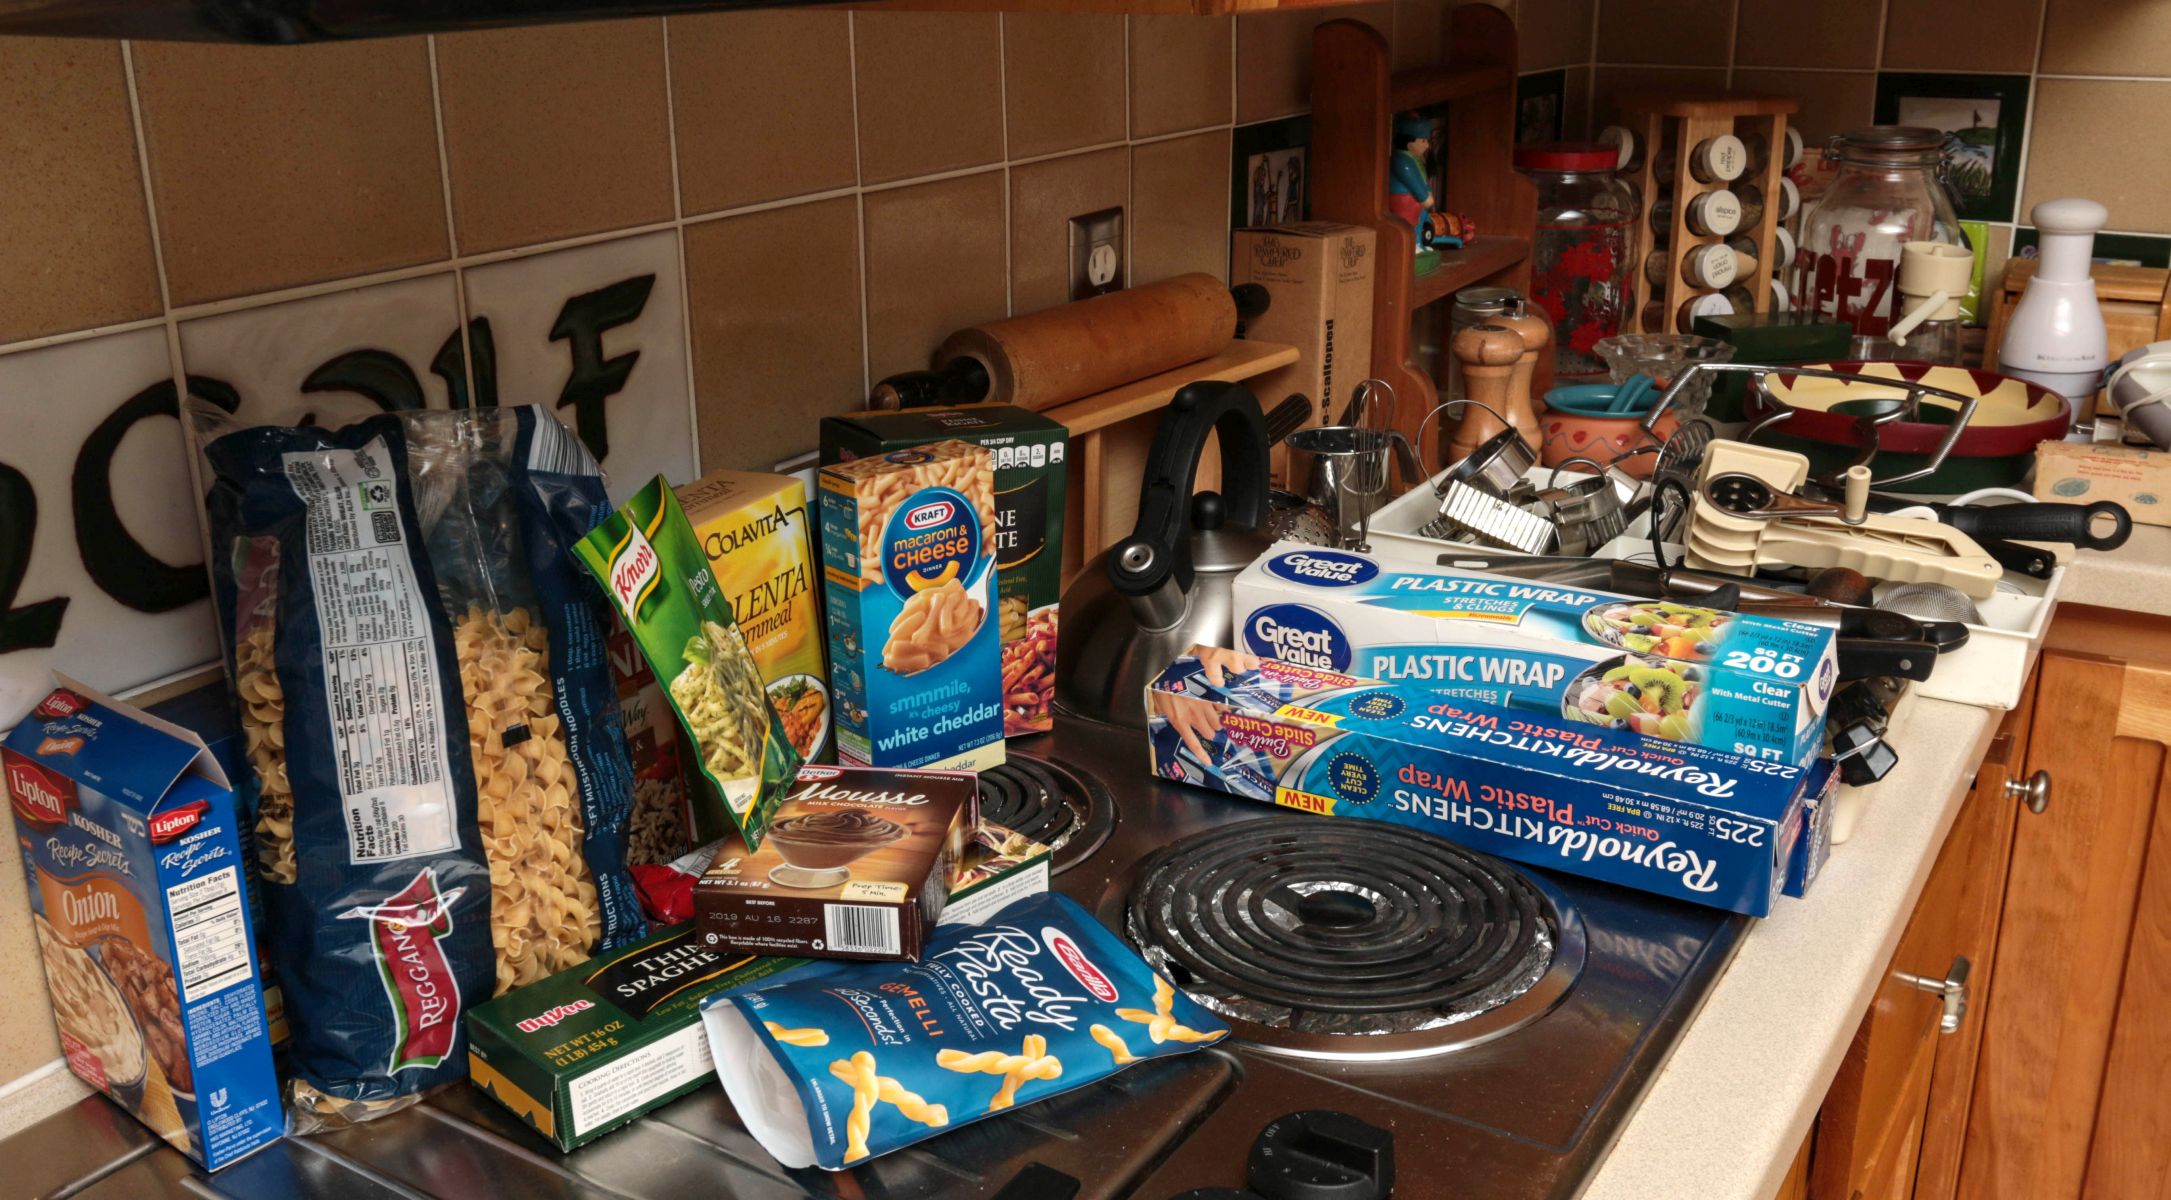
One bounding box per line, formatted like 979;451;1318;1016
1124;818;1585;1057
974;752;1115;871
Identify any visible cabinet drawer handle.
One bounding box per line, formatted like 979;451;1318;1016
1897;955;1971;1035
2005;770;2051;813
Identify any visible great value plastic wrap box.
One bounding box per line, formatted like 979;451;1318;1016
1233;545;1839;767
1146;650;1814;915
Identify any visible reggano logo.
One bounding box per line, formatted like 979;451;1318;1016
904;500;955;530
1042;926;1117;1002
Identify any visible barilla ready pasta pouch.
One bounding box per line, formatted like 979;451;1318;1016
573;475;803;849
701;892;1228;1170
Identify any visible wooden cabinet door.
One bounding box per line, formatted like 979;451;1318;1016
1961;628;2171;1199
1813;714;2027;1200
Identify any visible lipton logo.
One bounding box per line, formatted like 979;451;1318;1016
340;869;468;1073
608;527;661;613
1041;926;1118;1002
5;754;72;827
149;800;211;844
515;998;595;1034
32;690;87;720
903;499;956;531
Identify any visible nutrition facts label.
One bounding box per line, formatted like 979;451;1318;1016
167;866;252;1003
285;439;459;863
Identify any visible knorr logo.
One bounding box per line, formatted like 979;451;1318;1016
341;869;467;1073
610;527;662;614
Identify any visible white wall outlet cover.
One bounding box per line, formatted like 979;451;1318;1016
1068;207;1126;301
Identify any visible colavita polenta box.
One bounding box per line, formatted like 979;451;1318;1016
466;922;805;1151
5;677;283;1170
677;468;831;763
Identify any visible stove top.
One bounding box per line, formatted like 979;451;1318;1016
9;717;1749;1200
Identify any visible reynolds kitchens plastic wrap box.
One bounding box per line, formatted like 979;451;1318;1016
823;407;1065;735
818;441;1005;770
6;678;283;1169
677;468;831;763
1234;545;1839;767
1146;650;1813;916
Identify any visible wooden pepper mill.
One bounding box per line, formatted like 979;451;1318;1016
1447;323;1530;464
1492;305;1549;453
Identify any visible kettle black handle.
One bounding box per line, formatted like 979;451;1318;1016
1108;382;1270;598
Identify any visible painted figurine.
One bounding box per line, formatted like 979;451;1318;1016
1390;113;1441;274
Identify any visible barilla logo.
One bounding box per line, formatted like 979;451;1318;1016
515;999;595;1033
148;800;211;844
5;754;72;827
903;499;955;531
1042;926;1117;1002
609;526;661;613
341;869;467;1073
33;690;87;720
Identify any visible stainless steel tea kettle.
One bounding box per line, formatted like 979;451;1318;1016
1056;381;1272;728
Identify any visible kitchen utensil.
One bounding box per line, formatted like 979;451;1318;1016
1446;553;1622;586
1998;198;2110;406
1927;499;2132;551
1877;581;1985;626
1264;394;1313;446
2105;340;2171;449
1420;482;1558;552
1265;488;1338;545
1590;334;1736;418
1346;433;1393;552
1287;424;1400;550
1806;566;1876;607
1682;440;2003;599
1835;638;1939;682
1529;459;1630;556
933;273;1237;412
1977;536;2057;580
1744;360;2066;493
1829;681;1902;786
1448;323;1532;462
1055;381;1272;728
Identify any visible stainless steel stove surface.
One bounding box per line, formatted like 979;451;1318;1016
9;718;1749;1200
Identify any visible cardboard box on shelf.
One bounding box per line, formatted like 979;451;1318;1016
2034;439;2171;528
1231;222;1377;470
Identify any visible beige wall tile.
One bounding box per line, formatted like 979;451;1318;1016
1010;148;1129;315
131;38;446;306
2042;0;2171;76
2023;79;2171;233
1006;13;1126;159
863;171;1008;380
1236;3;1392;125
671;11;857;215
855;12;1003;185
1394;0;1448;70
1131;129;1232;286
1735;0;1881;69
1748;70;1876;146
1979;222;2017;301
435;21;673;255
1595;0;1731;66
1590;66;1729;132
1132;15;1234;138
0;39;160;344
1883;0;2042;72
1564;64;1594;138
686;198;864;471
1520;0;1595;71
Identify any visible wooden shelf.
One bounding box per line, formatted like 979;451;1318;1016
1039;339;1300;437
1391;63;1516;111
1410;234;1532;309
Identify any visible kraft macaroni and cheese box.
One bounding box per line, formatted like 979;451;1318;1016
819;441;1005;771
1234;545;1839;767
1145;650;1811;916
5;677;283;1170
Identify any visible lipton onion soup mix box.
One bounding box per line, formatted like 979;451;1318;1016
5;677;283;1170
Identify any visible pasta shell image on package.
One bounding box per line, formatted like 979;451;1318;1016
574;475;804;849
702;892;1228;1169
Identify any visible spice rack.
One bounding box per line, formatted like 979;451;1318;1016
1621;93;1798;334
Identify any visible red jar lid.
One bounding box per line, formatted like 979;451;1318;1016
1514;142;1618;172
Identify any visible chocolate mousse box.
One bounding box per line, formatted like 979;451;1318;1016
693;765;975;960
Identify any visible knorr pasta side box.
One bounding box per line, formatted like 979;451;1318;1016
818;441;1005;771
575;475;804;848
676;468;831;763
5;677;283;1170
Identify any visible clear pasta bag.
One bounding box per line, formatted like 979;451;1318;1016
191;402;643;1127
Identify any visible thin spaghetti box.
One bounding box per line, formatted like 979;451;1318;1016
466;922;805;1151
1145;650;1812;916
695;765;975;961
5;677;282;1170
1233;545;1838;767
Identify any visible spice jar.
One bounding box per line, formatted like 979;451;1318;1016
1681;243;1739;289
1790;126;1963;354
1515;142;1640;377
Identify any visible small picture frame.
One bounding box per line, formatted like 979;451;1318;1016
1873;72;2030;223
1232;115;1312;230
1517;70;1567;144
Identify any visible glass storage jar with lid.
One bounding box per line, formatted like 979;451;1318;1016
1515;142;1639;378
1789;126;1965;357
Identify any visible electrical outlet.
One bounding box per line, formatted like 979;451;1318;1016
1068;207;1125;301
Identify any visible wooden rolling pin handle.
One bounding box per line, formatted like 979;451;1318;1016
1447;324;1526;464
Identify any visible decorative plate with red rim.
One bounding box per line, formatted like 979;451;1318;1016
1756;361;2071;458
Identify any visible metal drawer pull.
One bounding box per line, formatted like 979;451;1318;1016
1897;955;1972;1035
2005;770;2051;813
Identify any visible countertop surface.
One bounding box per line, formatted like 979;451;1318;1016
1585;536;2171;1200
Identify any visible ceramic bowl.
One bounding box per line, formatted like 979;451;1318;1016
1751;360;2073;493
1538;385;1678;478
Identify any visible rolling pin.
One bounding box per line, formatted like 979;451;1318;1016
1447;324;1527;464
931;273;1238;412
